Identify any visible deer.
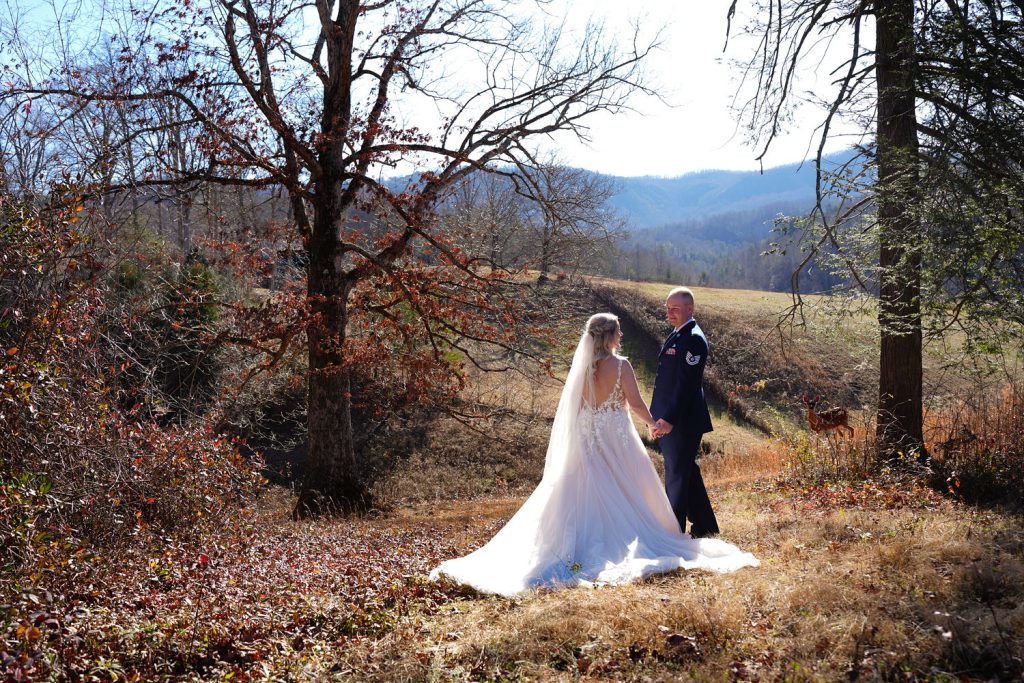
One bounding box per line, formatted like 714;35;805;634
802;394;854;438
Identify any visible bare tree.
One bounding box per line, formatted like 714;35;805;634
4;0;655;513
529;164;624;280
726;0;1024;458
441;162;623;277
0;99;55;197
440;173;532;269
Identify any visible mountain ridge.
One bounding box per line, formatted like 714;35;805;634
600;150;857;229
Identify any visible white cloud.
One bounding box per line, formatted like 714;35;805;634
540;0;862;176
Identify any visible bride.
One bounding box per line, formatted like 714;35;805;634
430;313;759;596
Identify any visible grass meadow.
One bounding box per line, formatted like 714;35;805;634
246;280;1023;680
9;278;1022;681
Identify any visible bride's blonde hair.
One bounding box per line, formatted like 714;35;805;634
585;313;620;366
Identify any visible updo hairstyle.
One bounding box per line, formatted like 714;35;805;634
585;313;620;366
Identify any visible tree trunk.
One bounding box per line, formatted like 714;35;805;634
295;189;367;516
294;0;367;516
177;198;192;259
538;226;552;282
874;0;925;459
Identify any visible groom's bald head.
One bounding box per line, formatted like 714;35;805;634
667;287;694;306
665;287;695;327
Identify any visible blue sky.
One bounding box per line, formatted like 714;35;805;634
8;0;862;178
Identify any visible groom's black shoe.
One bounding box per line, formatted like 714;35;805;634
689;528;718;539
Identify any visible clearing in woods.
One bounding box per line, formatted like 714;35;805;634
348;277;1022;681
43;277;1022;681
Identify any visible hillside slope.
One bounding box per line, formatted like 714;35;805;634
590;279;875;437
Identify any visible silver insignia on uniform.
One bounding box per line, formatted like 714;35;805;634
685;351;701;366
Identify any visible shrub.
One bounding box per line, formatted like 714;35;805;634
103;238;226;422
926;385;1024;507
0;192;263;560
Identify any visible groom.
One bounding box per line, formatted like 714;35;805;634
650;287;720;538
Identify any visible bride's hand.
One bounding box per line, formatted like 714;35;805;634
653;418;673;437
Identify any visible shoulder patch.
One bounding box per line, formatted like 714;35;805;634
685;351;701;366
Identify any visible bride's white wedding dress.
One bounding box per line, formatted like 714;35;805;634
430;334;758;597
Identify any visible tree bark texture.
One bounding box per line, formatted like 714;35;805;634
874;0;925;458
295;1;367;515
298;203;364;516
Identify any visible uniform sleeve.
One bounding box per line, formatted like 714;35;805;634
663;334;708;426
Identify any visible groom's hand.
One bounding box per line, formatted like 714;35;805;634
654;418;673;437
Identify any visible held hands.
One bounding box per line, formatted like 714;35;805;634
649;418;673;439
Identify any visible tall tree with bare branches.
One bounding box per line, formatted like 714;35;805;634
728;0;1024;459
3;0;654;513
440;163;623;278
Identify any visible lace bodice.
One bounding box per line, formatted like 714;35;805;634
579;359;630;451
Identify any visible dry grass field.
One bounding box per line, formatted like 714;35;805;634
13;278;1021;681
194;435;1021;681
329;484;1022;682
305;278;1021;681
594;279;1010;405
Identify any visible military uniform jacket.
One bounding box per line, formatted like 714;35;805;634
650;319;713;434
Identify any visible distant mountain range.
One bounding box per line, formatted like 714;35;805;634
588;150;863;291
601;150;857;230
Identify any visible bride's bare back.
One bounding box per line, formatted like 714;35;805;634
588;356;624;406
587;356;655;426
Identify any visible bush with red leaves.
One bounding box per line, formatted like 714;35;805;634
1;190;263;564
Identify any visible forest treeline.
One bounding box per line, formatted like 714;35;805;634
600;201;846;293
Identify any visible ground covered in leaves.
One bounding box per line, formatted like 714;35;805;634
5;477;1023;681
5;279;1022;680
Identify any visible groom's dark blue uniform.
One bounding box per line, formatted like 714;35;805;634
650;318;720;537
